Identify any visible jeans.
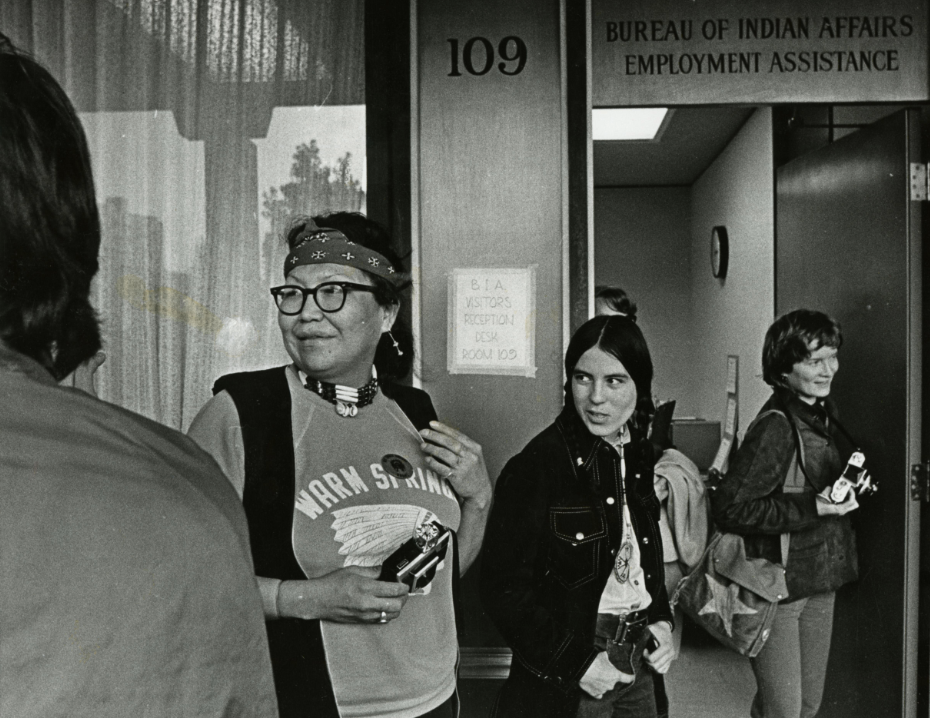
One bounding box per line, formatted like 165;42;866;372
575;668;656;718
750;592;835;718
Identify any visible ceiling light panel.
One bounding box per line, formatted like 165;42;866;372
593;108;669;141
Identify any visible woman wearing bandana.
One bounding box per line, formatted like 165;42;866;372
480;316;676;718
189;213;492;718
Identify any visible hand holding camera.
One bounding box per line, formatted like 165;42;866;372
816;489;858;516
816;450;876;516
829;450;877;503
379;520;452;593
277;566;410;624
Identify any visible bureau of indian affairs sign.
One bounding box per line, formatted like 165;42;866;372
592;0;928;105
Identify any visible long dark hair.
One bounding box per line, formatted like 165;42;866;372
564;315;654;434
0;35;102;379
284;211;414;383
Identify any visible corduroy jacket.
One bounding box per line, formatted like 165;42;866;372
711;388;858;600
480;406;673;717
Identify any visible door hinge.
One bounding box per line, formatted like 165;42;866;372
910;462;930;501
910;163;929;201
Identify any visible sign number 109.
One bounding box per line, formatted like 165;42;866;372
447;36;527;76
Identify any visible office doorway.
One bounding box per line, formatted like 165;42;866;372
776;108;923;718
590;104;926;717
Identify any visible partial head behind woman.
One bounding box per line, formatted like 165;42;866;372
0;34;102;379
762;309;842;389
281;212;414;385
564;315;654;437
594;285;638;321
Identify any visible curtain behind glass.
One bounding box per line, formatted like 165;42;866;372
1;0;366;429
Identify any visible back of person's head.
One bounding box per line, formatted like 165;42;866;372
762;309;842;388
594;285;638;321
284;211;414;383
564;315;654;432
0;35;101;379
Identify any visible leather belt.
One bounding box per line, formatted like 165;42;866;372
595;610;649;647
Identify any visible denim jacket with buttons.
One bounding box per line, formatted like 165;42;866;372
711;388;858;600
479;406;672;712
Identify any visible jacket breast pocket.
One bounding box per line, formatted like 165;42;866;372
547;506;607;589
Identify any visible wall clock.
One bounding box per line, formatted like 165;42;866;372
711;226;729;279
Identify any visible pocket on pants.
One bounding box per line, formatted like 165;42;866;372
605;625;652;676
575;666;655;718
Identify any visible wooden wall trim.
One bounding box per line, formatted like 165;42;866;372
459;647;513;680
566;0;591;335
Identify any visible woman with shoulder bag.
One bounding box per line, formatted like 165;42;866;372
711;309;860;718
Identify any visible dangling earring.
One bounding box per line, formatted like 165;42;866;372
387;331;403;356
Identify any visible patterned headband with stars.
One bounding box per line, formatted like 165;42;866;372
283;220;401;283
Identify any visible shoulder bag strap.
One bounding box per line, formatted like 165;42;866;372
747;407;801;567
826;412;861;452
756;401;809;485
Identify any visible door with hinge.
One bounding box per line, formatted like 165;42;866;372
776;108;922;718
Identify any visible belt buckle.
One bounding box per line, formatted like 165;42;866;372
612;613;631;644
613;612;644;645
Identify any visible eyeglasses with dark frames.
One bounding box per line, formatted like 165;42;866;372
270;282;377;314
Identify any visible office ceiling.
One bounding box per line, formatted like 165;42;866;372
593;107;755;187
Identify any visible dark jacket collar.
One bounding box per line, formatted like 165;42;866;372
554;404;646;476
771;386;835;435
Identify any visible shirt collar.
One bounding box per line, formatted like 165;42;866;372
555;404;636;475
774;386;834;432
0;343;57;386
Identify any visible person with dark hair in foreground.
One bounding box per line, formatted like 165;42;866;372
711;309;859;718
481;315;675;718
0;35;278;717
188;211;492;718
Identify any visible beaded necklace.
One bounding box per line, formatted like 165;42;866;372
304;367;379;418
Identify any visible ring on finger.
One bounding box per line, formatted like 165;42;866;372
379;611;388;623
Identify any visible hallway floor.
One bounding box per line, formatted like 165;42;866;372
665;631;756;718
458;626;758;718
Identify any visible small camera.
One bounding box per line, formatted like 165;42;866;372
378;520;452;591
829;450;877;503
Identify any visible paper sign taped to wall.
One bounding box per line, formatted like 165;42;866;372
711;356;739;474
710;396;737;473
447;267;536;377
726;356;738;394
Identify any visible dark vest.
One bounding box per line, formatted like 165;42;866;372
213;367;440;718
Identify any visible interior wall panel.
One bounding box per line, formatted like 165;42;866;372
415;0;566;652
416;0;565;484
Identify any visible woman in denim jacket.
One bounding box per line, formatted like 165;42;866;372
481;316;675;718
711;310;859;718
